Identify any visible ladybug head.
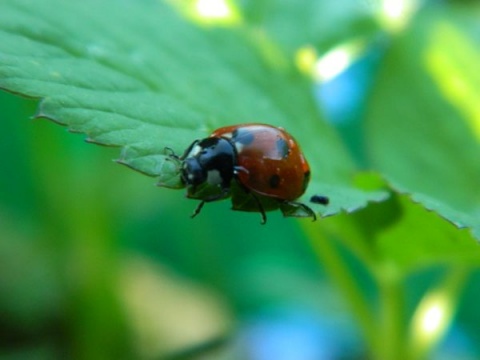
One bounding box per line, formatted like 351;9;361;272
181;137;236;201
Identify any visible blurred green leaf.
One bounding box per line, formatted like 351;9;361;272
310;193;480;284
238;0;380;54
365;9;480;239
364;195;480;272
0;0;387;217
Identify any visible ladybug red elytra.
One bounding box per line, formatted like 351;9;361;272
167;123;328;224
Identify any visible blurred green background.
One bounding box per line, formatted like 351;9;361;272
2;0;480;359
0;90;357;359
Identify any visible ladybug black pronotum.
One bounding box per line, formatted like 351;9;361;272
166;123;329;224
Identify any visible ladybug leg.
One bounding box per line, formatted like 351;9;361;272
190;189;230;219
191;200;206;219
282;201;317;221
233;166;249;175
302;203;317;221
250;193;267;225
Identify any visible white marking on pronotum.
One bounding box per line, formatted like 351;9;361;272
187;144;203;157
207;170;222;185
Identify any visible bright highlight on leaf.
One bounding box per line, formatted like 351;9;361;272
382;0;407;19
181;0;241;25
195;0;230;19
315;48;352;82
314;41;363;82
295;46;317;76
421;304;444;334
408;268;468;358
410;291;453;354
425;23;480;140
379;0;417;31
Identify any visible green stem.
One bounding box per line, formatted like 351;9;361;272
375;266;405;360
304;225;378;350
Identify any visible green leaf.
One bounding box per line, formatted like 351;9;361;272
313;193;480;276
0;0;386;217
369;195;480;271
365;8;480;239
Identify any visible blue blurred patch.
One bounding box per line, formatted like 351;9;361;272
315;40;386;167
240;305;363;360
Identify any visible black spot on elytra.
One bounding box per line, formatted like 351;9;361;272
232;128;255;144
276;137;290;158
269;174;281;188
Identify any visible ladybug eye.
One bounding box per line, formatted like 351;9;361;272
182;158;206;186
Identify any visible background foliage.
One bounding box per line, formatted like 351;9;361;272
1;0;479;359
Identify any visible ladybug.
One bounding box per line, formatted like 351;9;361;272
167;123;328;224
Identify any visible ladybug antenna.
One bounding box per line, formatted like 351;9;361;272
164;147;180;159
